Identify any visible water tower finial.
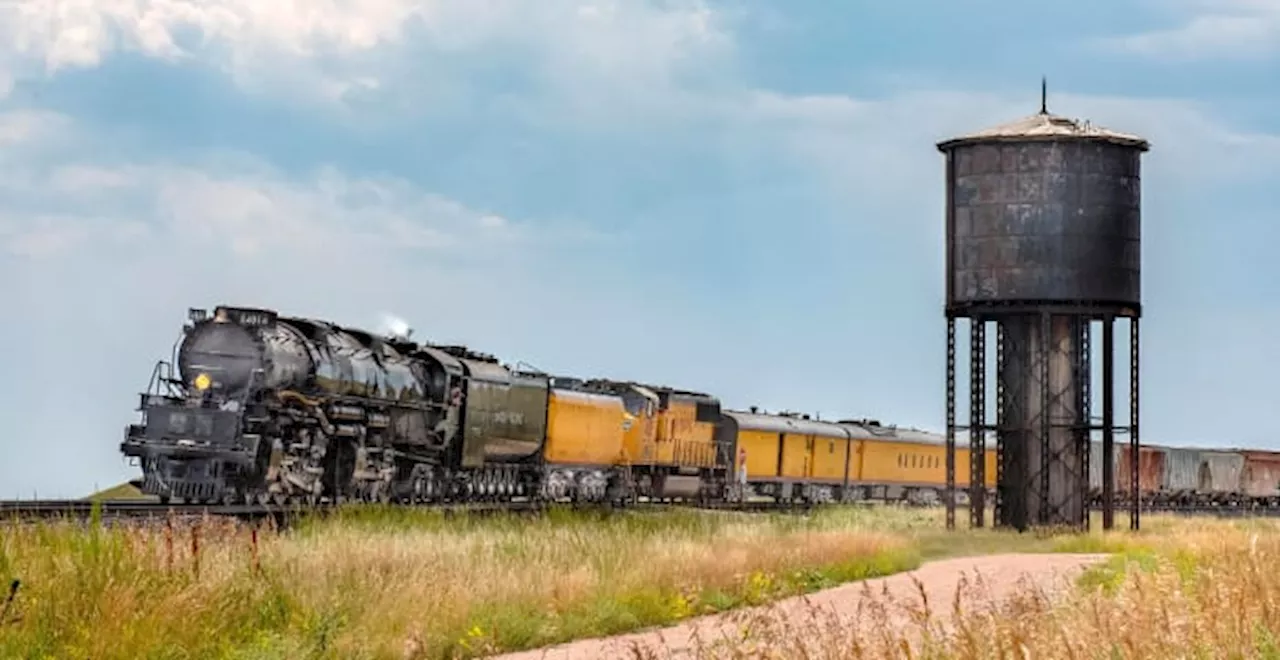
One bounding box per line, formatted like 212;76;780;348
1040;76;1048;114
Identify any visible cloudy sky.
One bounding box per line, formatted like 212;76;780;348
1;0;1277;497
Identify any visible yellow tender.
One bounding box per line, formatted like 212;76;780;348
542;388;628;467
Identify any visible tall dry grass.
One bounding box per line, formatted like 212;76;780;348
0;504;923;659
657;515;1280;659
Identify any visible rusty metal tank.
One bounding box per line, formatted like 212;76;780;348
938;109;1149;312
940;98;1150;531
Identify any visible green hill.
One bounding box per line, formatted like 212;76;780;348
84;481;156;501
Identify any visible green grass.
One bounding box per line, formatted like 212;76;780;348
0;503;1188;659
0;505;923;659
83;481;153;501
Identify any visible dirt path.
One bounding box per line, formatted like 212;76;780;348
490;553;1109;660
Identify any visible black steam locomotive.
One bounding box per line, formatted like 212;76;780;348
120;305;567;505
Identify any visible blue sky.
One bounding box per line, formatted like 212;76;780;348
1;0;1278;496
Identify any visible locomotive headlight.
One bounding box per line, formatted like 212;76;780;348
194;373;212;391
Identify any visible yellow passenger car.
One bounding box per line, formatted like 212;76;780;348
716;410;856;502
717;409;998;504
845;423;997;503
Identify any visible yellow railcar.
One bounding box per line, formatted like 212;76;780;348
845;424;997;503
553;382;724;500
650;388;721;469
568;379;663;466
543;388;628;466
618;385;660;465
809;431;850;482
717;410;855;501
858;435;953;486
716;410;997;504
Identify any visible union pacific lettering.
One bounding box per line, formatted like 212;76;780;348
491;410;526;426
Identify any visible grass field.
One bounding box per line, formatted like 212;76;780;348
662;514;1280;659
0;505;1261;659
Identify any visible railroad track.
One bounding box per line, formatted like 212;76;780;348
0;497;815;524
5;497;1274;526
0;499;302;523
1140;504;1280;518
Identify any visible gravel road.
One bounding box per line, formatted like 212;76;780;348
489;552;1109;659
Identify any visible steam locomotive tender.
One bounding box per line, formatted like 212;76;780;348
121;305;726;505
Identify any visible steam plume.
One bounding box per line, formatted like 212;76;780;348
378;312;413;339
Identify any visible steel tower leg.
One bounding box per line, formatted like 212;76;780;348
1102;317;1115;531
970;319;986;528
945;317;957;531
1130;318;1141;531
1077;319;1092;532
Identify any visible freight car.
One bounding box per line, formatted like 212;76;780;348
1088;442;1280;508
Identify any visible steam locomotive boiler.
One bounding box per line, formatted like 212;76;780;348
120;305;556;505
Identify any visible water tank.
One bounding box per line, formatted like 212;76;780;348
938;109;1150;313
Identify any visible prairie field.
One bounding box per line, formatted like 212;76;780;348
0;505;1273;659
641;514;1280;660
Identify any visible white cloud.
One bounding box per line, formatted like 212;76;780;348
0;116;613;265
0;0;731;104
0;109;71;146
1099;0;1280;60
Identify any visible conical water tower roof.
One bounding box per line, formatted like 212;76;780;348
937;110;1149;151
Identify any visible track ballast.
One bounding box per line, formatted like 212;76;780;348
5;498;1280;526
